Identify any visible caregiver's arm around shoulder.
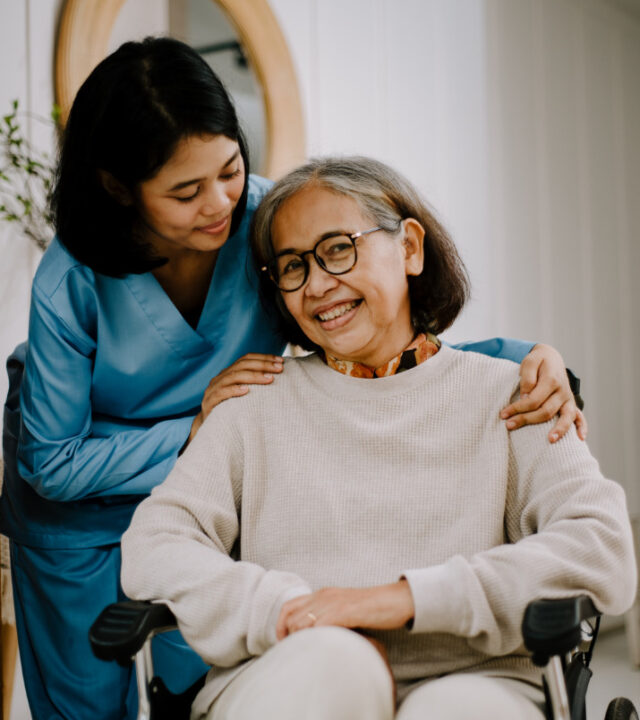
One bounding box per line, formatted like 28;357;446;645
452;337;586;443
504;342;587;442
185;340;579;449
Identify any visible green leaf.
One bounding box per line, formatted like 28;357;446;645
0;98;54;251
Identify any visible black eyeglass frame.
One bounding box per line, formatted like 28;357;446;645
261;226;384;292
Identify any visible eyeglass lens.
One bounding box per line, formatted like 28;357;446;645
274;235;356;290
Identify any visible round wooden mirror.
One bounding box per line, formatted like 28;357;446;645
55;0;305;179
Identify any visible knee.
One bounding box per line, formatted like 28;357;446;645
398;674;545;720
282;627;394;714
288;626;387;679
208;628;394;720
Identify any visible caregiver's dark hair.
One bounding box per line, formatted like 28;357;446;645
51;36;250;277
251;156;470;351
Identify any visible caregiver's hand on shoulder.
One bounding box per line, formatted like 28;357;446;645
185;353;283;448
500;343;587;443
276;581;414;640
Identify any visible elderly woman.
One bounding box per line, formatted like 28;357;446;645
121;157;636;720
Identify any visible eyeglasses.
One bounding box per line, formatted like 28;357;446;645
261;226;384;292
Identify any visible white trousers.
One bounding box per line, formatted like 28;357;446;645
205;627;546;720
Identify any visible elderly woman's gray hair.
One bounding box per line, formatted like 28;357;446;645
251;156;470;351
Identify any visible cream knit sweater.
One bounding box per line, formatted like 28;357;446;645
121;346;637;715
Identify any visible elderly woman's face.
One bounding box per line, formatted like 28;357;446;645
271;184;424;367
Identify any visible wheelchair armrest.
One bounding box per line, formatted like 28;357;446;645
522;595;599;666
89;600;177;666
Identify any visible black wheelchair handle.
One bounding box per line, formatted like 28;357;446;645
522;595;599;666
89;600;177;666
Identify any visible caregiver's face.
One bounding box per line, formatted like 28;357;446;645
271;184;424;368
135;133;245;257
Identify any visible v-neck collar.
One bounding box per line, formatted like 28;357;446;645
123;227;244;359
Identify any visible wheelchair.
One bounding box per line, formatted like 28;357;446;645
90;594;638;720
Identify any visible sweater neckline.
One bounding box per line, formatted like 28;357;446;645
295;344;458;400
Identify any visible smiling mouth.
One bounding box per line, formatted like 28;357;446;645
316;300;361;322
197;216;229;234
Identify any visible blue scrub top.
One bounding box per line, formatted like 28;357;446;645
1;172;534;549
2;175;286;548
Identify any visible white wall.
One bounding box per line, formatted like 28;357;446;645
482;0;640;514
0;0;638;513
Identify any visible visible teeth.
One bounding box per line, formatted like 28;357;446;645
317;301;357;321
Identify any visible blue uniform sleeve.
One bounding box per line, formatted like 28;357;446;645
18;284;192;502
448;337;535;364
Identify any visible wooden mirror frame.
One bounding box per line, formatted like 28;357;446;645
55;0;305;178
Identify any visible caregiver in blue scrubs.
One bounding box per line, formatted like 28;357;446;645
0;37;583;720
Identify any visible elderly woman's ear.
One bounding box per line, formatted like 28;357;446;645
402;218;425;276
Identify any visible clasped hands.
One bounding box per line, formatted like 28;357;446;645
276;580;414;640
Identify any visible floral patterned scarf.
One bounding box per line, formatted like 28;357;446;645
324;332;440;378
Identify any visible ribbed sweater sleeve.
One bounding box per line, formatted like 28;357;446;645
121;412;311;666
404;419;636;655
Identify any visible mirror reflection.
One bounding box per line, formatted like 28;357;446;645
109;0;267;172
